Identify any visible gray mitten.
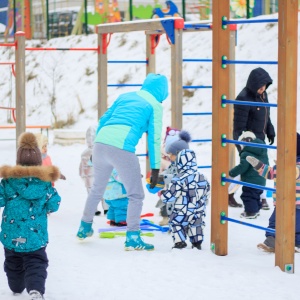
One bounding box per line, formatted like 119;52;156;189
155;199;166;209
246;156;264;170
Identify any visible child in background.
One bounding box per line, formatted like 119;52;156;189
104;169;129;226
35;133;66;182
79;125;108;216
246;133;300;253
161;134;210;250
0;132;62;300
229;131;269;219
34;133;52;166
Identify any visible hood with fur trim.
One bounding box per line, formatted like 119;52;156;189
0;165;61;182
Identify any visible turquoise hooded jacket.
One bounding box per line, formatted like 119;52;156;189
0;165;61;252
95;73;168;169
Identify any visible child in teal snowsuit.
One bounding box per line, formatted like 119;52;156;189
0;132;61;299
104;169;129;226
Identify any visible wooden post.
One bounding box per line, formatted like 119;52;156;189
15;31;26;146
210;0;230;256
275;0;298;273
98;33;108;119
228;25;236;171
170;27;182;129
145;34;157;175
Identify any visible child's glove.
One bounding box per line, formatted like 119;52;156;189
246;156;264;170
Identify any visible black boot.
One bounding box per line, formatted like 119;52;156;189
192;241;202;250
173;241;187;249
228;193;243;208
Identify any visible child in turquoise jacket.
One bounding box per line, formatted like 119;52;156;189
0;132;61;299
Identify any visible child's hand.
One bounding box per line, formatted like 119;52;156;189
60;173;66;180
246;156;264;170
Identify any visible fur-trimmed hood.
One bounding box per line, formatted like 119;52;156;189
0;165;61;182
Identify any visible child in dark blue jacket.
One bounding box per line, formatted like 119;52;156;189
0;132;61;300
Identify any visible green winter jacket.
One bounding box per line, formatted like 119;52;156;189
229;138;269;186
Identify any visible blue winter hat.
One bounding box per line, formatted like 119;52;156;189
165;130;191;155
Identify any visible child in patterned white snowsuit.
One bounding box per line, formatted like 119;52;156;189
104;169;129;226
161;149;210;250
79;125;109;215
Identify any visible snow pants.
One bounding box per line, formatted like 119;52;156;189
266;207;300;245
169;203;205;244
241;186;263;213
105;198;129;223
4;247;48;295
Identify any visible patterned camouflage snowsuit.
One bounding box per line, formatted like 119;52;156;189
161;149;210;244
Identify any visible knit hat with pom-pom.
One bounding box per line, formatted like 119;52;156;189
238;131;256;142
164;126;180;152
165;130;192;155
17;132;42;166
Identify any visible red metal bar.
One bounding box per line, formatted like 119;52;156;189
150;34;161;55
25;47;99;51
0;107;16;123
11;64;16;77
101;33;112;54
0;43;16;47
0;62;15;65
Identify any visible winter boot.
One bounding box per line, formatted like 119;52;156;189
172;241;187;249
257;236;275;252
158;216;169;226
76;221;94;240
115;221;127;227
228;193;243;208
29;290;44;300
192;241;202;250
109;220;116;226
261;198;270;210
124;231;154;251
240;211;259;219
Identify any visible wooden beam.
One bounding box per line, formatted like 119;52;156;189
97;18;182;34
276;0;298;273
211;0;230;256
